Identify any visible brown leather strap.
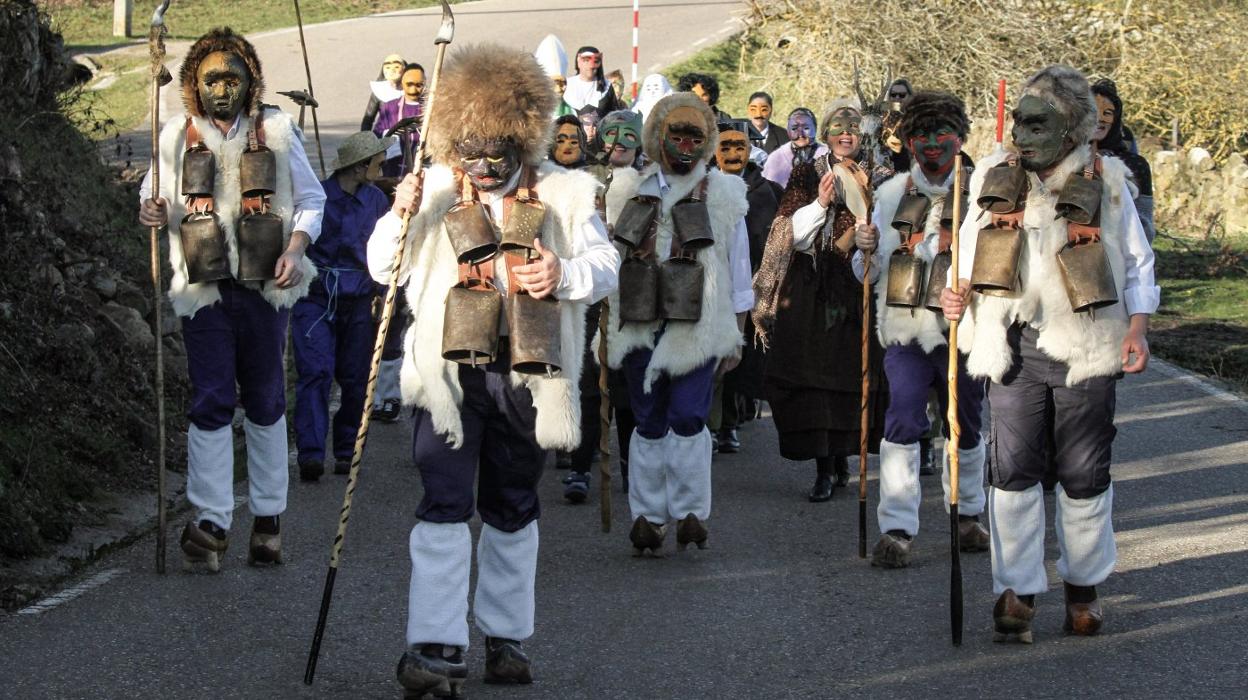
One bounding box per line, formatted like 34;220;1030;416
1067;151;1103;245
184;119;214;213
242;111;271;215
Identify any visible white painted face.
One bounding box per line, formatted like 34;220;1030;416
641;75;670;100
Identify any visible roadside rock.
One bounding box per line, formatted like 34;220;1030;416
98;301;154;349
53;322;95;347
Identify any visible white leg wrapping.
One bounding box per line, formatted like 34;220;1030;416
942;442;987;517
474;521;539;642
877;440;921;536
186;424;235;530
665;428;712;521
628;430;669;524
1055;484;1117;587
375;358;402;405
406;521;471;647
244;417;289;518
989;485;1048;595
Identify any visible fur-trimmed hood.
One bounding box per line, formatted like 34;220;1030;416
425;43;557;167
641;92;719;169
179;27;266;119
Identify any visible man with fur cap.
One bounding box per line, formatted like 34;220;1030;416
367;44;619;693
941;66;1158;642
852;91;988;569
602;92;754;555
138;27;325;571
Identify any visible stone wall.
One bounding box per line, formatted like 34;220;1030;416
1151;148;1248;238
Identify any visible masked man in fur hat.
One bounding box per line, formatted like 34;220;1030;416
942;66;1158;643
602;92;754;556
367;44;619;693
852;91;988;569
137;27;325;572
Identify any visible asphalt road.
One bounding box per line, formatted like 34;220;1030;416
1;357;1246;699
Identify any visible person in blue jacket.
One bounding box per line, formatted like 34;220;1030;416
293;132;394;480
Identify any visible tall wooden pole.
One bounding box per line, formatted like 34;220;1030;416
946;155;965;645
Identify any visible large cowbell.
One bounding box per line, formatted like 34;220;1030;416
886;250;926;308
891;193;931;237
658;255;704;321
970;225;1024;296
237;212;285;281
1056;175;1103;225
240;147;277;197
924;250;953;311
442;280;502;366
500;200;546;255
179;212;231;284
671;199;715;250
941;189;968;230
181;146;215;197
977;161;1027;214
618;256;659;322
1057;238;1118;312
509;293;562;376
443;201;500;265
614;196;659;248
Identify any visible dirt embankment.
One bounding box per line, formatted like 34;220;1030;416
1;0;189;605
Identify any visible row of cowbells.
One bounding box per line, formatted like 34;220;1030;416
179;146;284;284
616;195;713;323
967;161;1118;313
442;197;563;377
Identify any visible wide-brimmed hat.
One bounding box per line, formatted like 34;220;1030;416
331;131;396;171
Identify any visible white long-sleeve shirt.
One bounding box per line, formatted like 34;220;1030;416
635;170;754;314
367;168;620;306
140;114;325;241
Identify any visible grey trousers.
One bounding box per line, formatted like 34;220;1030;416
986;325;1117;499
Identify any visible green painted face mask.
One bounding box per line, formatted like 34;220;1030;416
599;110;643;150
1011;95;1071;172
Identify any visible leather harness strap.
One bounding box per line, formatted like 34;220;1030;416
241;110;270;216
1066;152;1104;245
184;119;214;214
451;166;543;296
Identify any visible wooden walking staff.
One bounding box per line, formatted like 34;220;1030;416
292;0;326;177
303;1;455;685
946;155;965;645
147;0;173;575
598;301;612;533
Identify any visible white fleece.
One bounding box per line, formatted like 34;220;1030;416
869;166;957;353
367;162;598;450
956;145;1132;386
603;162;748;391
157;112;317;318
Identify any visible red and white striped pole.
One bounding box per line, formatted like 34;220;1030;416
631;0;639;101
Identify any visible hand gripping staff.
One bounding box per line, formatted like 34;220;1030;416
147;0;173;575
830;160;874;559
303;1;455;685
946;155;965;645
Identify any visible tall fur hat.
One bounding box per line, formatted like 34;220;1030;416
425;43;557;167
179;27;265;119
897;90;971;142
641;92;719;166
1020;65;1097;147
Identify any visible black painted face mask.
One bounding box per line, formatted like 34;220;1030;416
1011;95;1071;172
456;137;521;192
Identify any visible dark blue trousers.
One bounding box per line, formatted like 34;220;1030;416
622;347;717;440
181;280;289;430
882;341;984;448
410;348;545;532
292;294;375;462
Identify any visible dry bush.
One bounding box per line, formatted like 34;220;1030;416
736;0;1247;159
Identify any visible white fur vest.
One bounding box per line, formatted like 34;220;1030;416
872;165;958;353
603;162;748;391
395;162;597;451
157;111;316;318
959;145;1131;386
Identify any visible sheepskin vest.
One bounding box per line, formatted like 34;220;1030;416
871;165;961;353
959;145;1131;386
396;161;596;451
604;162;748;391
157;111;316;318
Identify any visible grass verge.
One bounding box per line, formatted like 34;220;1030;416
45;0;451;50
